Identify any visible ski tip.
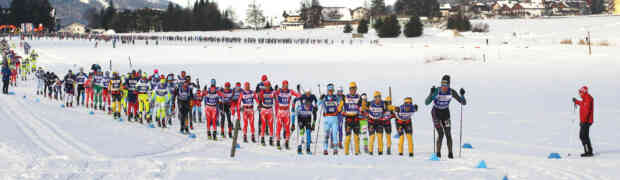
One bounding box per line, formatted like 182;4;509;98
430;154;440;161
502;175;509;180
60;104;66;108
548;152;562;159
148;124;155;128
462;143;474;149
476;160;488;169
235;144;241;149
7;92;15;95
22;95;26;99
89;111;95;115
189;133;197;139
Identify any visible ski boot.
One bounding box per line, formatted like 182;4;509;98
221;131;226;139
285;141;290;150
339;142;343;149
448;152;454;159
369;152;373;155
378;152;383;156
323;150;329;155
261;137;266;146
269;137;274;146
436;152;442;158
333;149;338;155
276;141;281;150
228;132;233;138
387;148;391;155
251;135;256;143
208;131;212;140
297;145;302;154
399;153;404;156
306;147;312;155
364;146;369;154
243;135;248;143
409;153;414;157
213;132;218;141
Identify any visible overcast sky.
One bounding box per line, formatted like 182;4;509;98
168;0;397;22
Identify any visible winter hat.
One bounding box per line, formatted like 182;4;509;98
441;75;451;87
210;78;216;86
579;86;588;94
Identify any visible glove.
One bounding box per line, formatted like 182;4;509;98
320;94;326;100
413;104;419;111
430;86;436;94
311;123;316;131
572;97;577;103
291;124;295;132
460;88;466;95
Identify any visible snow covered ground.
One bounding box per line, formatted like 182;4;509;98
1;15;620;179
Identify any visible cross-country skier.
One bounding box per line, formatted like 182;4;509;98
358;93;370;154
137;73;150;124
102;71;111;113
192;89;204;124
368;91;387;155
125;71;140;122
204;83;223;140
232;82;242;125
85;73;94;108
75;68;87;106
63;70;76;107
296;98;316;154
177;76;193;134
336;87;346;149
152;78;170;128
338;82;364;155
93;71;104;110
573;86;594;157
220;82;235;138
166;73;177;125
258;80;276;146
320;84;340;155
425;75;466;159
274;80;300;150
382;96;395;155
395;97;418;157
109;72;123;119
239;82;258;143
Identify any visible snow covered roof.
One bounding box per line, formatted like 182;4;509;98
321;7;353;22
440;4;452;10
495;1;518;8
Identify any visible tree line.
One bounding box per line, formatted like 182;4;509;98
87;0;235;33
0;0;55;32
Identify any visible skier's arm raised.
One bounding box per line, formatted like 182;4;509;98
425;86;437;106
451;88;467;106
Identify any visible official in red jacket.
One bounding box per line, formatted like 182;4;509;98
573;86;594;157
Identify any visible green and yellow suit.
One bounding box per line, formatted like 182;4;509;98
152;81;170;127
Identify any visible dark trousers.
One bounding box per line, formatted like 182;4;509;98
432;108;453;154
580;123;593;153
2;79;8;94
178;101;191;133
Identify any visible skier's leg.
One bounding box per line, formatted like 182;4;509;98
377;124;384;154
398;124;405;155
283;112;291;141
338;115;343;145
368;121;376;154
329;117;339;150
277;112;284;141
385;122;392;153
323;117;331;151
442;119;453;155
353;120;361;155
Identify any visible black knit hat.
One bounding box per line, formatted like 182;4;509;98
441;75;451;86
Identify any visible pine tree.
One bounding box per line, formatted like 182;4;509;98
371;0;387;16
357;19;369;34
372;17;384;30
246;0;266;29
404;15;423;37
343;23;353;33
377;15;401;38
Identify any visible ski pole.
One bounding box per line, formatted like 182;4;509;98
314;84;322;155
459;104;463;158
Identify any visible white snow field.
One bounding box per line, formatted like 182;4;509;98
1;16;620;180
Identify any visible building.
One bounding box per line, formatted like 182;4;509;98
321;7;354;26
59;23;86;34
440;4;452;17
352;7;370;21
281;11;304;30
